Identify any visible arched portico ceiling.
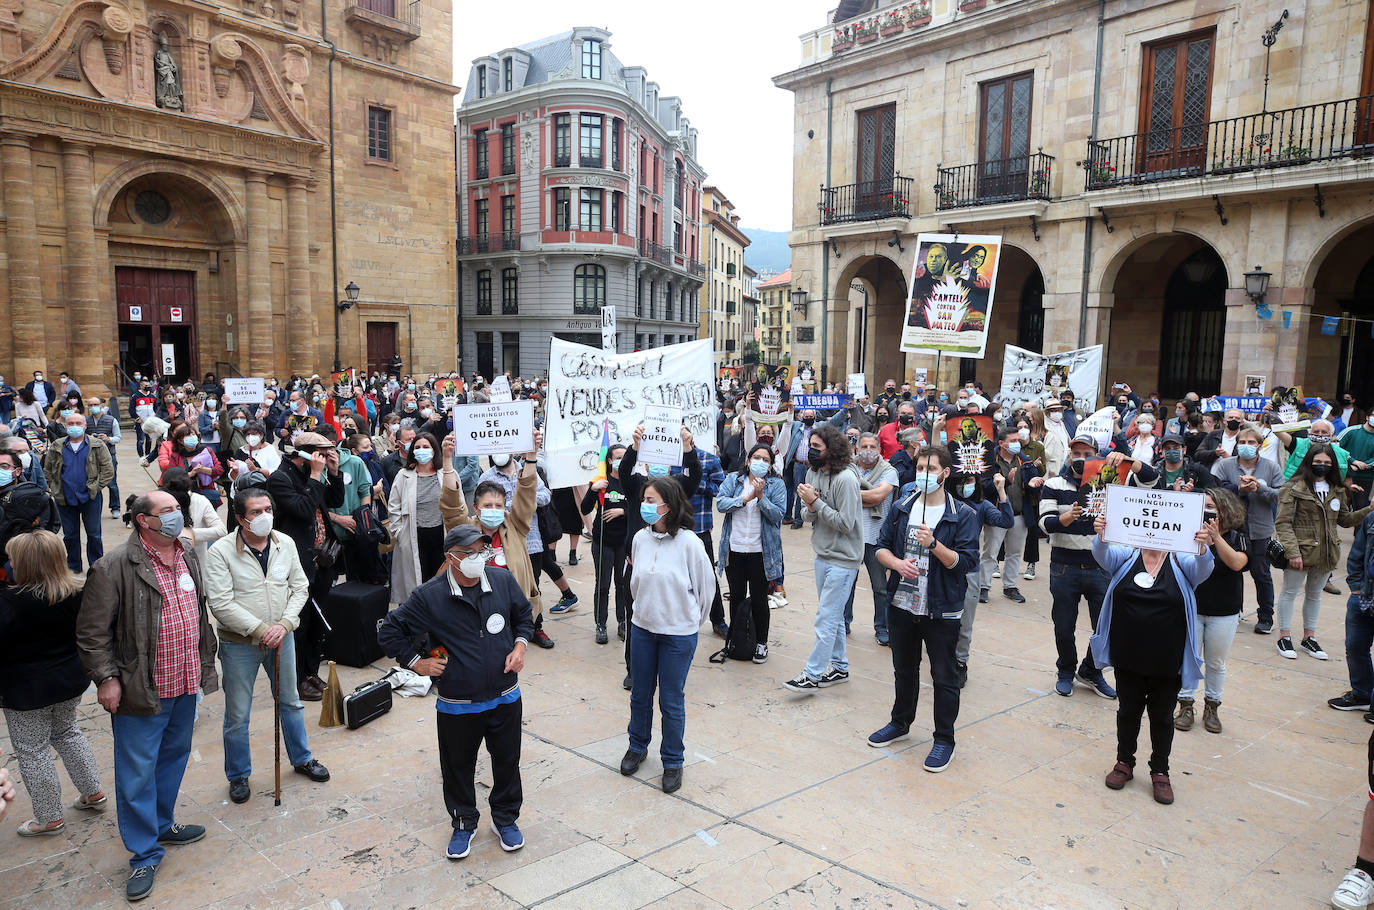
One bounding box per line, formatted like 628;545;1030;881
94;158;247;244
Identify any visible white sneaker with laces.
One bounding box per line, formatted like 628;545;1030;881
1276;637;1298;659
1332;867;1374;910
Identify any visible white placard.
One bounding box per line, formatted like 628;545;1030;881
1076;406;1117;452
847;373;866;399
160;344;176;376
489;376;512;403
1000;343;1104;409
791;376;804;396
759;388;780;416
222;378;266;404
640;405;684;466
913;368;928;385
601;306;617;353
453;400;534;456
544;337;713;488
1101;484;1205;554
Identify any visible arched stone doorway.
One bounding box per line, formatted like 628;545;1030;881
1306;221;1374;401
975;245;1044;390
1106;234;1227;399
831;254;907;388
97;162;246;385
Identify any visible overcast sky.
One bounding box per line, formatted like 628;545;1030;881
451;1;835;231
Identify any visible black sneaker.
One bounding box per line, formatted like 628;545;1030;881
752;643;769;664
1329;691;1372;711
783;673;820;693
1300;636;1329;660
978;588;989;604
818;668;849;688
955;662;968;689
1254;618;1274;634
595;625;608;645
617;622;627;641
293;759;330;782
532;628;555;649
622;673;632;690
126;865;157;902
568;553;579;566
1003;587;1026;604
228;778;250;804
157;823;206;846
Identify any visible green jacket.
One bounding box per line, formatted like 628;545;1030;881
42;436;114;506
1275;479;1371;573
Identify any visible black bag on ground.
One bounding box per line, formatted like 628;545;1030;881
323;581;389;667
343;679;392;729
710;597;757;663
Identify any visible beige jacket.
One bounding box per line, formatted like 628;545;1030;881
440;461;543;617
202;529;310;646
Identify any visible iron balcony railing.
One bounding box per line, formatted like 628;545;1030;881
686;259;705;277
819;175;913;225
1086;94;1374;190
458;233;519;254
935;152;1054;210
639;238;672;265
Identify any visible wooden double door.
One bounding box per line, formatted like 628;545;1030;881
116;268;196;383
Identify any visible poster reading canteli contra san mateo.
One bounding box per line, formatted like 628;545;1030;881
900;233;1003;359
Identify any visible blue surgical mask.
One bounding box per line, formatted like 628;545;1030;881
648;463;670;477
1007;442;1021;455
413;448;433;464
749;460;769;478
640;502;662;525
959;483;975;498
182;434;198;448
1237;444;1258;460
1163;449;1184;465
59;409;73;418
66;425;84;439
938;431;947;445
151;510;184;538
479;508;505;529
232;418;247;429
611;458;622;472
0;469;12;486
913;472;942;494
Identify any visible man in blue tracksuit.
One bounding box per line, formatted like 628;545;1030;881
377;524;535;861
868;444;980;773
1037;432;1158;698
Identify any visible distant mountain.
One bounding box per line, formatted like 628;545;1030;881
742;228;792;276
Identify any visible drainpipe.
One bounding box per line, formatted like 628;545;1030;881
1078;0;1106;352
821;76;833;387
322;0;340;372
455;119;464;375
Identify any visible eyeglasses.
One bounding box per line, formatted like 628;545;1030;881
446;547;494;563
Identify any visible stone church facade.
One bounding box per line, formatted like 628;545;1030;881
0;0;456;394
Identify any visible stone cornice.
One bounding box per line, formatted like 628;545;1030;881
0;79;323;175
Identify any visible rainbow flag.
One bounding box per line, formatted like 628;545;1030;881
593;419;610;486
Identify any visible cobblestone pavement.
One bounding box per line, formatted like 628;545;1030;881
1;438;1368;908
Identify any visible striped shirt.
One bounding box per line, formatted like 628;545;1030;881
142;537;202;699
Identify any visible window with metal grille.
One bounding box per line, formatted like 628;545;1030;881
579;189;603;231
855;103;895;203
473;129;488;179
357;0;395;16
612;119;623;171
554;114;571;167
501;195;515;235
367;106;392;161
573;264;606;314
610;191;622;234
978;73;1033;199
500;123;515;175
582;39;601;79
554;188;570;231
579;114;603;168
475;198;488;243
1140;31;1214;174
502;57;512;91
501;268;518;314
476;270;492;315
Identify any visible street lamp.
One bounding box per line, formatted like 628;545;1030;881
333;281;360;372
791;287;809;319
1244;266;1271;306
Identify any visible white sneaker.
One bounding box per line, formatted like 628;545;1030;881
1276;637;1298;659
1332;868;1374;910
773;593;788;607
1301;637;1330;660
992;568;1001;579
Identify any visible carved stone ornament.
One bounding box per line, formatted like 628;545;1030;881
153;32;183;110
100;5;132;74
280;42;308;106
210;33;241;97
0;0;22;30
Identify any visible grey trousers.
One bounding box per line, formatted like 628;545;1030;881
4;696;103;824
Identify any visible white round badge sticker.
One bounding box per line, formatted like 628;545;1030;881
342;473;352;485
177;574;195;592
1332;498;1343;512
486;613;505;634
272;564;289;580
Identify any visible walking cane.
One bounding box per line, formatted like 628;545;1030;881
272;647;282;807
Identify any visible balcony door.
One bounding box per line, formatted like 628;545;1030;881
855;103;896;216
978;73;1032;202
1360;0;1374;150
1139;31;1214;177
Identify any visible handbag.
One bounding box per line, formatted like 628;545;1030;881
352;504;390;546
316;534;343;570
1266;537;1289;570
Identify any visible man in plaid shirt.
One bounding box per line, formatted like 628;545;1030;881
674;447;728;638
79;491;219;902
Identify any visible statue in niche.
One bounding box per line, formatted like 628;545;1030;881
153;33;183;110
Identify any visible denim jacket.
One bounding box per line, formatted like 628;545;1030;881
1088;536;1212;690
1346;513;1374;606
716;472;787;581
875;490;980;616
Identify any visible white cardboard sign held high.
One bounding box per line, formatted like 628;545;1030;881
451;400;534;457
1101;484;1205;554
640;405;684;466
489;376;513;403
847;373;867;399
222;378;266;404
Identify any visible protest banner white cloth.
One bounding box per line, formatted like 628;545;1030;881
544;337;714;488
1076;406;1117;452
222;378;265;404
601;306;616;353
640;405;684;466
847;373;866;398
452;400;534;457
489;376;512;403
999;344;1103;408
1101;484;1205;554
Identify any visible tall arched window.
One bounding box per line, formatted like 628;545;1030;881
1159;247;1226;398
573;264;606;314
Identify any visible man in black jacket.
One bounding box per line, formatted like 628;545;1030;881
265;432;345;699
377;524;534;861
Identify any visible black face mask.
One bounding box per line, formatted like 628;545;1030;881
1069;458;1087;476
898;413;914;426
901;392;911;400
1312;463;1332;477
802;418;815;427
807;450;825;469
885;387;895;395
1225;419;1241;431
926;394;936;404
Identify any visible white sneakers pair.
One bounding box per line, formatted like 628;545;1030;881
1333;867;1374;909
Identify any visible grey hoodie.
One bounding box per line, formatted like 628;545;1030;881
804;463;864;569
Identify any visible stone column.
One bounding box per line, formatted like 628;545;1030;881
285;177;316;372
243;170;274;376
62;142;105;393
3;134;44;376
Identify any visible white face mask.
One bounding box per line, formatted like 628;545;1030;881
491;454;511;468
247;512;274;537
245;434;262;448
458;553;487;578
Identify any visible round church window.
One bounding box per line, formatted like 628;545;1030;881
134;190;171;225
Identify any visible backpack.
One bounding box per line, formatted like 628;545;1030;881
709;597;757;663
0;481;60;560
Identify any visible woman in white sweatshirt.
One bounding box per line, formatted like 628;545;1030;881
619;476;714;794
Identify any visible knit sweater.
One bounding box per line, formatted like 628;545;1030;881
628;527;715;636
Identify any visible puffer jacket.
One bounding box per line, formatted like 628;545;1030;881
76;529;220;716
1276;479;1372;574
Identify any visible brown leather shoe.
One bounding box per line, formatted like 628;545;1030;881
298;678;324;702
1104;761;1133;790
1150;772;1174;804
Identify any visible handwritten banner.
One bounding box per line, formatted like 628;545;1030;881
999;344;1103;409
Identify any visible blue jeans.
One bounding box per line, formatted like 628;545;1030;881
57;494;103;572
110;694;197;869
804;558;859;680
1346;596;1374;702
628;628;697;769
1049;561;1108;676
219;636;312;781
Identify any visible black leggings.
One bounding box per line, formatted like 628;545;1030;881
725;550;770;646
416;524;445;583
1114;668;1182;774
591;540;629;627
531;546;564;584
